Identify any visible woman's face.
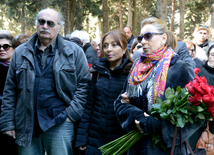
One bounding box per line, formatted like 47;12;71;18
103;35;124;64
140;24;166;54
196;30;208;43
189;45;195;58
0;39;14;61
208;48;214;64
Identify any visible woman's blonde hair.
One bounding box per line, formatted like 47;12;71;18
141;17;177;51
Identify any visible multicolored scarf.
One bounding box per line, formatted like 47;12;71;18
128;46;173;103
0;60;10;67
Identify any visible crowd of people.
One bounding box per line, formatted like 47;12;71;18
0;8;213;155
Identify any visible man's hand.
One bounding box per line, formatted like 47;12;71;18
121;92;130;103
4;130;16;139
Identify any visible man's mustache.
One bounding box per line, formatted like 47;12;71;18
40;29;50;33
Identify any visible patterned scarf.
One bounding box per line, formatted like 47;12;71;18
0;60;10;67
128;46;173;103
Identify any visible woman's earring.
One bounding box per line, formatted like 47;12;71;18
123;51;125;54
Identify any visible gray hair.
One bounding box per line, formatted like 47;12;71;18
35;9;65;32
71;30;90;43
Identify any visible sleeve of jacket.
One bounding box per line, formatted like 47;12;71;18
175;41;196;69
66;47;91;123
0;51;17;131
114;80;145;133
75;73;97;148
85;47;99;65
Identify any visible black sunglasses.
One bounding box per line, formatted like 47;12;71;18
137;45;142;49
199;25;209;29
0;44;12;51
38;19;56;28
137;32;164;43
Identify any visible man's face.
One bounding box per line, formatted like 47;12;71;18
123;27;132;40
91;42;97;50
36;9;60;43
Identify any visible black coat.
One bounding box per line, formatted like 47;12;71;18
0;64;9;109
83;43;99;65
75;56;132;155
114;57;203;155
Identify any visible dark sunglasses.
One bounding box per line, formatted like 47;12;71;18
0;44;12;51
137;45;142;49
38;19;56;28
137;32;164;43
199;25;209;29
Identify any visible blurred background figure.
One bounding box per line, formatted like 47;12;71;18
130;37;142;58
123;26;134;52
183;39;196;58
91;40;97;50
0;34;18;155
16;34;31;46
193;24;214;62
0;30;10;35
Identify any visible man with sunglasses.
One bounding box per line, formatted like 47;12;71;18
0;8;91;155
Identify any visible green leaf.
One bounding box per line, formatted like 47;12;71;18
197;113;205;120
160;112;168;120
196;106;204;112
165;87;175;100
179;108;188;114
177;115;186;128
167;109;172;114
180;88;188;98
185;106;197;113
175;86;181;95
189;116;194;124
169;114;176;125
156;96;162;104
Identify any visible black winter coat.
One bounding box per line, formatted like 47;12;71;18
75;56;132;155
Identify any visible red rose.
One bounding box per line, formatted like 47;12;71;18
208;106;214;118
200;83;210;95
194;68;200;75
202;94;212;105
201;76;207;83
188;96;200;106
194;83;206;95
186;83;197;95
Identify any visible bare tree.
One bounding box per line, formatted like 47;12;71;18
127;0;133;28
102;0;109;35
119;3;123;30
179;0;185;40
170;0;176;31
211;3;214;29
70;0;76;33
156;0;167;23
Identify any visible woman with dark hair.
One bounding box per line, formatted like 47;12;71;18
75;30;133;154
0;34;18;154
114;17;202;154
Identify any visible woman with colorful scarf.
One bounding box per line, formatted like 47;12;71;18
0;34;18;154
114;17;203;155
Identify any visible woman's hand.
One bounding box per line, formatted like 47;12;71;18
121;92;130;103
135;112;150;133
79;145;86;151
4;130;16;139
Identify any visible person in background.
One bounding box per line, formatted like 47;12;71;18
0;30;10;35
0;34;18;155
188;45;214;150
114;17;202;155
193;24;214;62
123;26;134;52
71;30;99;65
91;40;97;50
0;8;91;155
75;30;133;155
130;38;142;59
183;39;196;58
16;34;31;46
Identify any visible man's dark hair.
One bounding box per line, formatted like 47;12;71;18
123;26;132;32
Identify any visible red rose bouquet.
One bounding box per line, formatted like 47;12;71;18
99;68;214;155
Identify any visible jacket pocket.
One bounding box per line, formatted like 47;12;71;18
15;63;28;90
59;64;77;90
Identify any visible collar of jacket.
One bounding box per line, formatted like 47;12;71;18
83;42;91;52
89;55;132;75
24;32;72;57
128;35;134;43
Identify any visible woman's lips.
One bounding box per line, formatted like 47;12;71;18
0;52;6;56
108;54;113;58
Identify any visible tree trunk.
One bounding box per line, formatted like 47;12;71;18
179;0;185;40
70;0;76;32
63;0;69;36
156;0;167;23
211;3;214;29
119;3;123;30
170;0;176;31
102;0;108;35
127;0;133;28
75;0;83;30
132;0;137;36
21;8;25;34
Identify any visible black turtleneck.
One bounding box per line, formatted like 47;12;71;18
198;61;214;86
